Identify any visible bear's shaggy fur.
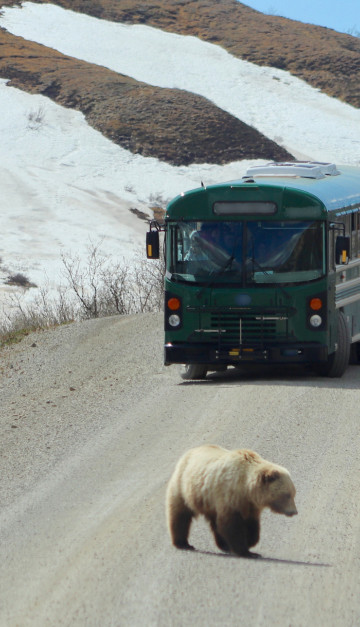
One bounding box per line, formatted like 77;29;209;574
166;445;297;557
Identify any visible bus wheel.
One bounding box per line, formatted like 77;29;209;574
180;364;208;380
315;311;350;378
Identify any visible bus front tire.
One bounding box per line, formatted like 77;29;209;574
315;311;350;378
181;364;208;380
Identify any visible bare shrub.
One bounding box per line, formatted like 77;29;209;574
32;284;77;326
5;273;37;288
346;26;360;37
0;242;165;344
0;285;76;336
99;262;133;316
61;242;164;319
128;251;164;313
27;105;46;130
61;243;133;318
61;244;106;319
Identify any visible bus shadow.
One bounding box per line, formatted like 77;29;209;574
180;364;360;389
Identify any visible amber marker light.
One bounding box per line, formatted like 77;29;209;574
167;297;181;311
310;297;322;311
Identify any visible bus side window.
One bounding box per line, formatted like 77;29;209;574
177;238;184;261
351;211;360;258
176;229;185;262
169;226;181;270
328;227;335;271
345;215;352;258
336;215;352;263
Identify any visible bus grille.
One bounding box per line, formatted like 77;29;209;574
210;311;286;345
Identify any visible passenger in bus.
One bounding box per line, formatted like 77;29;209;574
254;240;269;264
184;229;230;273
184;230;216;270
255;229;290;267
219;225;236;255
248;230;272;265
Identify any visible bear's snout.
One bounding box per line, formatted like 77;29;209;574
284;502;298;516
269;495;297;516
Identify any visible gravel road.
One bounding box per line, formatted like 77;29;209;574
1;312;360;626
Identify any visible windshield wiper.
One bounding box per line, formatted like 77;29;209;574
195;253;239;298
250;254;291;301
250;255;272;279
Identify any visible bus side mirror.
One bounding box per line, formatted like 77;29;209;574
335;235;350;264
146;230;160;259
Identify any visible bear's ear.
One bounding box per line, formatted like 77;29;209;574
261;469;280;484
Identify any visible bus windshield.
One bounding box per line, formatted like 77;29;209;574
169;220;325;285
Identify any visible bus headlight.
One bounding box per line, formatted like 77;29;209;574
168;314;181;327
310;314;322;328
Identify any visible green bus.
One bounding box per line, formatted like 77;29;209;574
146;161;360;379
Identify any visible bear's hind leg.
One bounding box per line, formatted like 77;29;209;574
167;496;195;550
216;511;251;557
209;517;230;553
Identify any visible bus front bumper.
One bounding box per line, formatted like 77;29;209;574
164;342;328;365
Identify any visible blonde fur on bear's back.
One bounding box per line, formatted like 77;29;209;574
167;446;250;520
171;445;266;515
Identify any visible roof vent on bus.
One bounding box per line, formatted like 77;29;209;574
243;161;340;179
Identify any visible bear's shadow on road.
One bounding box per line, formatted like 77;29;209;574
179;364;360;390
195;549;331;567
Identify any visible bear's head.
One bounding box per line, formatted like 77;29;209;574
259;466;297;516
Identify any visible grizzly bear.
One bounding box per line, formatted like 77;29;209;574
166;445;297;557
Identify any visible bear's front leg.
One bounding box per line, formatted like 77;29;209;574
246;517;260;549
216;511;252;557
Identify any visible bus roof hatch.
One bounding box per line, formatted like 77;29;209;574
244;161;340;179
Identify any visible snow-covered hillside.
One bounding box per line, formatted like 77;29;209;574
3;2;360;163
0;1;359;317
